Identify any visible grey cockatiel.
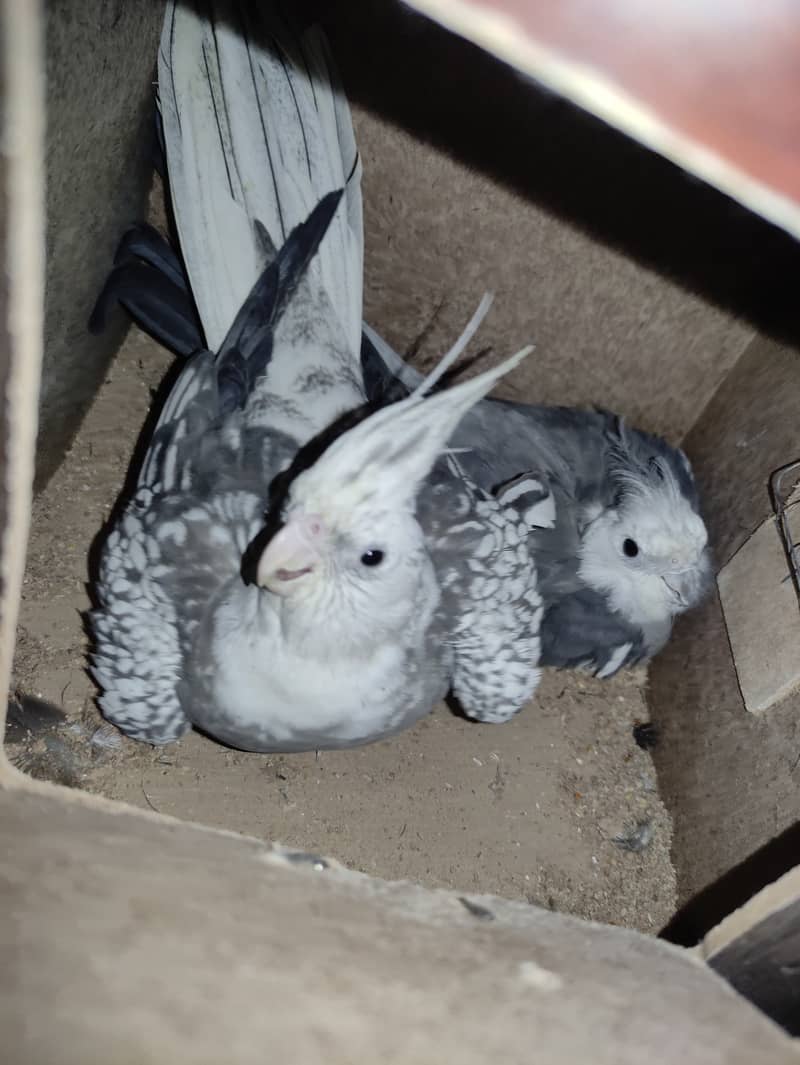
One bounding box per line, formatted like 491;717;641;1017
89;0;543;750
90;205;542;749
361;326;713;678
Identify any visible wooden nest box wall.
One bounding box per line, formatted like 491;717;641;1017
2;1;800;1060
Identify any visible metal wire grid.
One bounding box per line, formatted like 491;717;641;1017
770;459;800;595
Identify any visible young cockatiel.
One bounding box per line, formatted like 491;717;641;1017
361;326;713;678
90;195;542;750
90;0;544;750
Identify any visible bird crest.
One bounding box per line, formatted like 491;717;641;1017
289;295;533;525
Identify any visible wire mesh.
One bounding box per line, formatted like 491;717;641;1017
770;459;800;596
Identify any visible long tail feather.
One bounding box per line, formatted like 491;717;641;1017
157;0;362;356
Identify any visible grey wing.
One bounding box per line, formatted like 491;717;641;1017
540;589;647;678
91;485;265;744
418;458;543;724
493;468;645;677
91;341;287;744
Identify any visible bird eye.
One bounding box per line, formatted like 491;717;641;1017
623;538;639;558
360;549;385;567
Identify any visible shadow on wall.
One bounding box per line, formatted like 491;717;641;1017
661;818;800;948
39;0;165;490
318;0;800;350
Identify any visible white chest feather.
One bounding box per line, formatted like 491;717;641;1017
206;592;437;746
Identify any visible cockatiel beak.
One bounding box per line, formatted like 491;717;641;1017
256;514;325;595
661;576;690;610
662;558;710;612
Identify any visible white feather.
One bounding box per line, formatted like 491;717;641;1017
412;292;494;398
157;0;363;354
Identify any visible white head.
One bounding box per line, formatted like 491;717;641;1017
579;421;713;632
255;297;532;648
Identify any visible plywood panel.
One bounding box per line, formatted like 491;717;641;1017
1;786;797;1064
649;335;800;906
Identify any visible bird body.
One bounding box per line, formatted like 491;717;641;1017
361;324;713;677
94;426;448;750
91;199;542;750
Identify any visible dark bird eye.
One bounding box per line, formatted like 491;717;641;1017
360;549;384;567
623;538;639;558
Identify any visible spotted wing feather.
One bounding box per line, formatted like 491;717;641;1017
418;459;542;723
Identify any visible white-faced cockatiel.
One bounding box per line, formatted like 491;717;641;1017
361;326;713;678
88;0;543;751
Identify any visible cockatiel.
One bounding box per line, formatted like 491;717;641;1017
90;194;542;750
360;326;713;677
89;0;543;750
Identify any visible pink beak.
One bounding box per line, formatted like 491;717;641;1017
256;514;324;595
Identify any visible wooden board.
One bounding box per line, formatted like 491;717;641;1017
709;899;800;1035
700;865;800;1036
403;0;800;241
1;786;798;1063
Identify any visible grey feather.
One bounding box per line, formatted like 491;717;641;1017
418;457;542;723
361;324;713;677
93;234;544;744
90;7;542;751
